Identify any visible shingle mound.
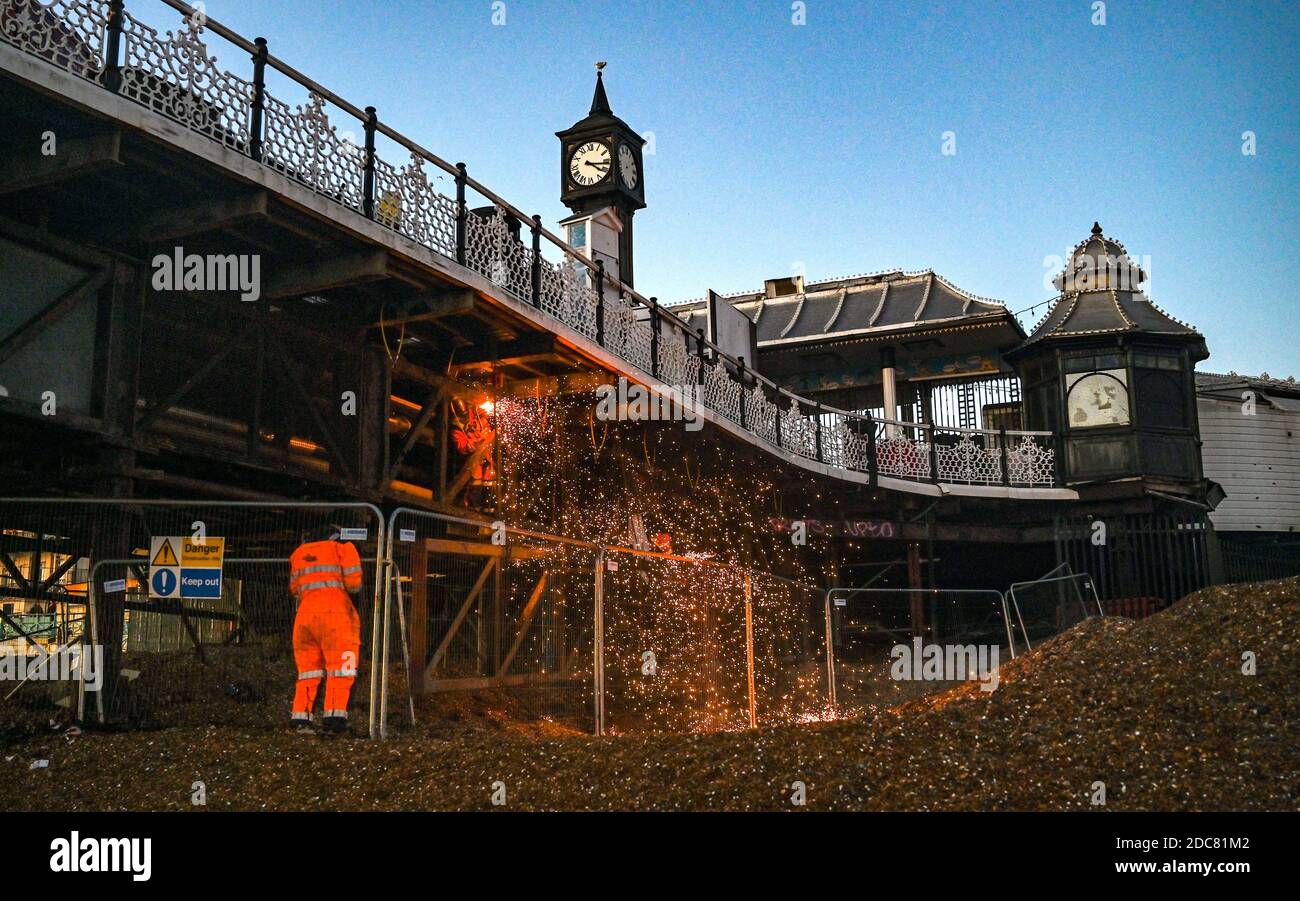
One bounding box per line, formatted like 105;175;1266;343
1;578;1294;811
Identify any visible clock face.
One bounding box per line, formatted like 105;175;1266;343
569;141;611;187
1067;370;1131;428
618;144;638;189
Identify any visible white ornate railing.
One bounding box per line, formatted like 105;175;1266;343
0;0;1061;491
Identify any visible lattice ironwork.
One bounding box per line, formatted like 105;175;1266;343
262;90;364;211
657;329;697;389
625;316;654;375
703;360;742;425
782;405;818;460
935;433;1002;485
537;256;597;341
373;152;457;258
0;0;106;81
876;434;931;480
747;384;778;445
119;14;253;150
840;424;870;472
1007;435;1055;486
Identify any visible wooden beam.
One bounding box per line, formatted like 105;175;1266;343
384;383;444;485
498;571;549;676
133;191;269;243
268;334;356;483
370;290;476;328
443;441;493;504
391;359;485;404
135;319;258;432
422;538;546;560
262;249;390;299
0;270;110;367
451;333;557;369
424;557;496;680
0;131;122;195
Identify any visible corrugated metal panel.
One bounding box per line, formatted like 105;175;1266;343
1197;397;1300;532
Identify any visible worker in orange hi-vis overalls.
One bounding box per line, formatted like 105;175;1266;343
289;526;364;734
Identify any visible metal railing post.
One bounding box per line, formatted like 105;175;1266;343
814;403;823;463
530;214;542;308
362;106;377;220
737;356;747;428
102;0;125;92
594;259;606;346
248;37;268;162
774;392;783;448
454;162;467;265
866;412;878;488
649;296;660;379
366;508;387;739
593;548;606;736
928;424;940;483
1000;427;1011;486
695;328;706;386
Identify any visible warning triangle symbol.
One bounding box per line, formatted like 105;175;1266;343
151;540;179;567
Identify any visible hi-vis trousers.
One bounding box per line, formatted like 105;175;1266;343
291;589;360;725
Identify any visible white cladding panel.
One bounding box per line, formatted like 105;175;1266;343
1198;395;1300;532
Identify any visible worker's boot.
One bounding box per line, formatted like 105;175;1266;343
290;715;319;735
321;715;348;736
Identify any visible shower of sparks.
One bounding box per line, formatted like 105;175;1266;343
483;390;844;733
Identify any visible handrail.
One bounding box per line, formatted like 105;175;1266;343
1;0;1062;491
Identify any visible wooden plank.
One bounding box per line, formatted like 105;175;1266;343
384;383;445;485
424;558;496;680
498;571;549;677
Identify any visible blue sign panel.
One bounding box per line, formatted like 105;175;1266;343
180;569;223;599
151;568;178;598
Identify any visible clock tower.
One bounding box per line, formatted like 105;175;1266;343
556;63;646;286
1006;223;1209;494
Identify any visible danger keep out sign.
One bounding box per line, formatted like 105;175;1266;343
149;536;225;600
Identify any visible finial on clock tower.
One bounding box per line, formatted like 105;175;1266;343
591;61;611;115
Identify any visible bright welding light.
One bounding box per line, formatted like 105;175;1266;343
479;400;496;415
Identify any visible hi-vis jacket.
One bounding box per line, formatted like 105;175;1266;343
289;539;363;601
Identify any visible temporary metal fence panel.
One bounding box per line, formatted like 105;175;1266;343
1006;568;1104;653
598;550;827;735
824;587;1014;716
0;499;385;736
380;508;597;737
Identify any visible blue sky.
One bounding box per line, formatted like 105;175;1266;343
193;0;1296;376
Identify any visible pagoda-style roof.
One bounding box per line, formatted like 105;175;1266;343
668;269;1021;348
1021;289;1201;343
1013;223;1205;358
